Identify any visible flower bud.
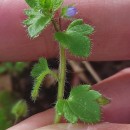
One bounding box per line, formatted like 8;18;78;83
66;7;78;17
62;6;78;18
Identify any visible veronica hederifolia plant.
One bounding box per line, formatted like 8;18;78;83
23;0;110;124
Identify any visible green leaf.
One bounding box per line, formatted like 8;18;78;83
24;9;37;18
67;19;94;35
25;0;37;8
25;0;63;12
25;0;52;10
31;58;49;78
52;0;63;11
31;71;50;101
70;85;91;96
55;99;65;116
31;58;51;101
55;19;94;57
68;24;94;36
67;19;84;29
97;96;110;106
55;31;91;57
68;85;101;123
28;14;52;38
55;85;109;123
24;0;63;38
11;100;28;119
24;9;52;38
67;99;101;123
41;0;53;11
64;102;78;124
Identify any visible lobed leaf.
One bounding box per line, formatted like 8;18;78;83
55;31;91;57
55;19;94;57
24;0;64;38
56;85;110;123
52;0;63;11
24;12;52;38
31;58;51;101
24;1;53;38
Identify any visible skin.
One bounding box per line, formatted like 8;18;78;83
0;0;130;129
8;69;130;130
0;0;130;61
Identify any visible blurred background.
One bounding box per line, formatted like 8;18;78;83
0;59;130;129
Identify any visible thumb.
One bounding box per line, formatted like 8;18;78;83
35;123;130;130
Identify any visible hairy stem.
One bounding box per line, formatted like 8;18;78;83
52;19;66;123
54;46;66;123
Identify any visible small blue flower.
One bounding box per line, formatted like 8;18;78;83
66;7;77;17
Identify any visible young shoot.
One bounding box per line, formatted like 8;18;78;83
23;0;110;124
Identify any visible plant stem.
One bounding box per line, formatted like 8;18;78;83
57;47;66;100
50;71;59;81
52;19;66;123
51;19;59;32
54;46;66;123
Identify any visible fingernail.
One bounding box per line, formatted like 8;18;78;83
35;123;95;130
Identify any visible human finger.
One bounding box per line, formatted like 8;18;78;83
0;0;130;61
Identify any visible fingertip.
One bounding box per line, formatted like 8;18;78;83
93;68;130;123
35;123;88;130
8;109;54;130
35;123;130;130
